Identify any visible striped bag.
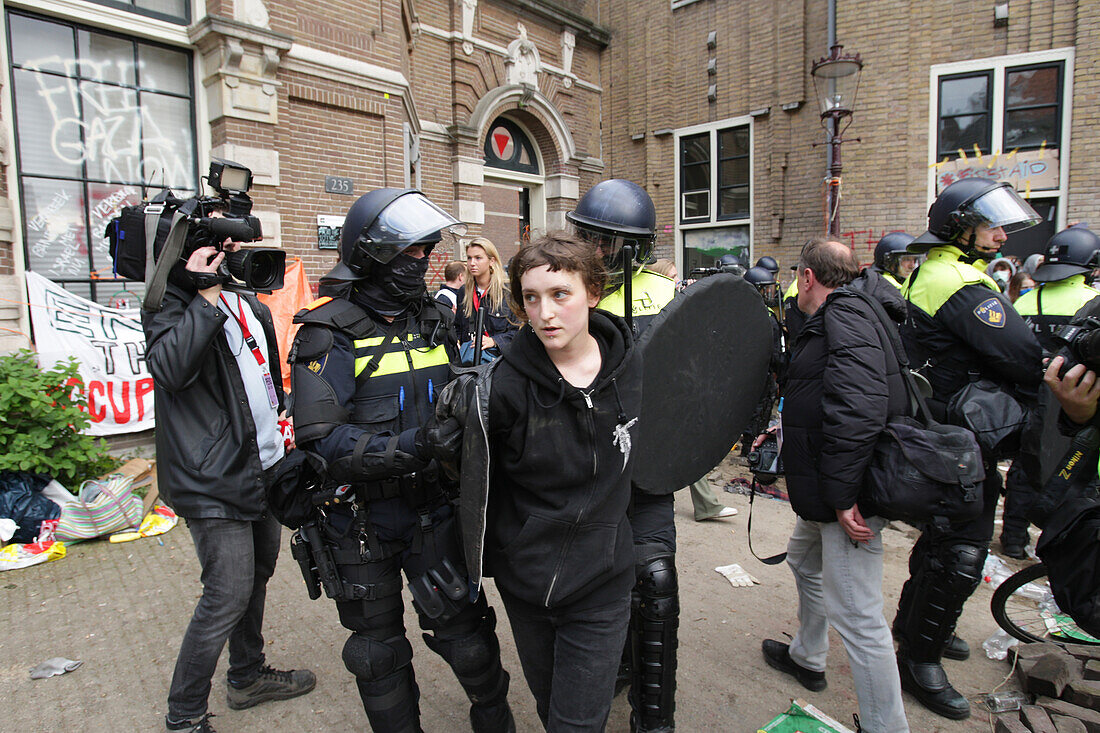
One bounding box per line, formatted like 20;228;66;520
54;475;143;541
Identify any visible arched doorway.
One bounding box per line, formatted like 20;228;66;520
482;115;545;268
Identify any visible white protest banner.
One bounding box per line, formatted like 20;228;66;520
25;271;153;435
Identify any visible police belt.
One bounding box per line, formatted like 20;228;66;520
354;467;440;503
332;574;403;601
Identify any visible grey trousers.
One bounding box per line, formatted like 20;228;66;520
786;515;909;733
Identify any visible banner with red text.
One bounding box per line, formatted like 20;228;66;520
25;271;153;435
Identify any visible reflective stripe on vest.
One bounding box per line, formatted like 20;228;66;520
352;334;449;378
902;245;999;317
598;270;676;318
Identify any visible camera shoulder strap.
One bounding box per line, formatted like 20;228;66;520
143;200;196;312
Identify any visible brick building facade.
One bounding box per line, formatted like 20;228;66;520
0;0;1096;348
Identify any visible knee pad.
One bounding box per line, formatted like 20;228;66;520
941;543;985;595
635;547;678;599
342;633;413;682
424;607;508;705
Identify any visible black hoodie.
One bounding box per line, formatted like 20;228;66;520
463;309;640;610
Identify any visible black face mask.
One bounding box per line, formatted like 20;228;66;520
353;251;431;318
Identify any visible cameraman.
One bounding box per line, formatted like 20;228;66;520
144;239;314;733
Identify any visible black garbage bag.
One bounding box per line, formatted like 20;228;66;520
0;471;61;543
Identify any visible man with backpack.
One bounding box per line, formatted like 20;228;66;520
759;238;910;733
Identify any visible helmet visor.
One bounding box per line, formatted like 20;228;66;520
361;193;467;263
574;225;651;264
967;185;1042;234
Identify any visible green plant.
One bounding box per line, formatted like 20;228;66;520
0;350;117;486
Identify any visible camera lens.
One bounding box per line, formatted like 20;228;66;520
226;248;286;290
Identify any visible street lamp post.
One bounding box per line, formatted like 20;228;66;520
810;44;863;236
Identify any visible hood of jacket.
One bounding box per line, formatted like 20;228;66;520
844;269;907;323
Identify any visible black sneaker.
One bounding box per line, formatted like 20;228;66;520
165;713;216;732
227;665;316;710
761;639;827;692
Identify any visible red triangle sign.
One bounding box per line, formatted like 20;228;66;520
494;131;511;158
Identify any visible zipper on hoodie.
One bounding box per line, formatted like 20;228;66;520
544;386;600;607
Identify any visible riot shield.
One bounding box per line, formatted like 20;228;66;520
632;273;773;493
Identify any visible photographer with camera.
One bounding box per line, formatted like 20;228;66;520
141;175;315;731
287;189;513;733
758;239;910;733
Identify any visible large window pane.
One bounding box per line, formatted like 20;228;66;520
138;44;189;94
941;75;989;115
720;158;749;187
13;69;82;178
719;126;749;157
141;92;195;189
1007;67;1058;107
718;187;749;219
23;178;88;279
683;226;748;274
82;82;141;183
8;14;73;74
683;164;709;192
1005;108;1059;149
135;0;189;20
939;114;990;154
77;30;135;86
682;191;709;219
681;134;708;164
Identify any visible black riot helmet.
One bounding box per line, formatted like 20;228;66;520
326;188;466;282
716;253;747;275
744;265;778;306
910;177;1041;255
567;179;657;269
755;256;779;275
1033;226;1100;283
873;231;919;278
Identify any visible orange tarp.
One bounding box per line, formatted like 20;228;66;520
258;258;313;392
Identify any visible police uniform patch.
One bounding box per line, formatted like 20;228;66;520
974;297;1006;328
307;355;327;373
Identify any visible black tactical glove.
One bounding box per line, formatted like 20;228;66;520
417;413;464;464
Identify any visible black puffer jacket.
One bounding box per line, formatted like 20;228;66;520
143;284;284;520
456;309;640;609
781;271;909;522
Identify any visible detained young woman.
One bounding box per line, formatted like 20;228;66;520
457;232;641;731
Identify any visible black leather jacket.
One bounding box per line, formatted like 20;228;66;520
143;284;284;520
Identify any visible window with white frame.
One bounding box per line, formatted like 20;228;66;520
675;118;752;275
7;11;198;305
931;50;1073;259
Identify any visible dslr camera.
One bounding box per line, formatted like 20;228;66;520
1052;317;1100;377
106;158;285;300
748;432;783;485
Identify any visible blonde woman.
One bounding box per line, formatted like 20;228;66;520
456;237;518;363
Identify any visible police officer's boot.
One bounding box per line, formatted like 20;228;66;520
629;547;679;733
895;543;985;720
423;608;515;733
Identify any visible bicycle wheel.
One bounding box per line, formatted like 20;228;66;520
991;563;1100;647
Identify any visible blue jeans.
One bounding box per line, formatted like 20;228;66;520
786;516;909;733
500;589;630;732
167;513;282;720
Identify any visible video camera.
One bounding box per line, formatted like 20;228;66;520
1053;317;1100;377
106;158;285;307
689;258;747;280
747;432;783;485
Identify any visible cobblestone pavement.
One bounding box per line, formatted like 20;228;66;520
2;459;1026;731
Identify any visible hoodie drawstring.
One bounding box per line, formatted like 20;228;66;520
531;377;567;409
611;379;628;425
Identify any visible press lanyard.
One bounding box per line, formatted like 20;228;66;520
221;293;279;409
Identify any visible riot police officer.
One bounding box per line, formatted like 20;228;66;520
755;256;780;279
870;231;918;288
1001;226;1100;557
567;179;678;733
288;189;514;733
896;177;1043;719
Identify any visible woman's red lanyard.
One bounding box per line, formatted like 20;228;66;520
221;293;279;408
